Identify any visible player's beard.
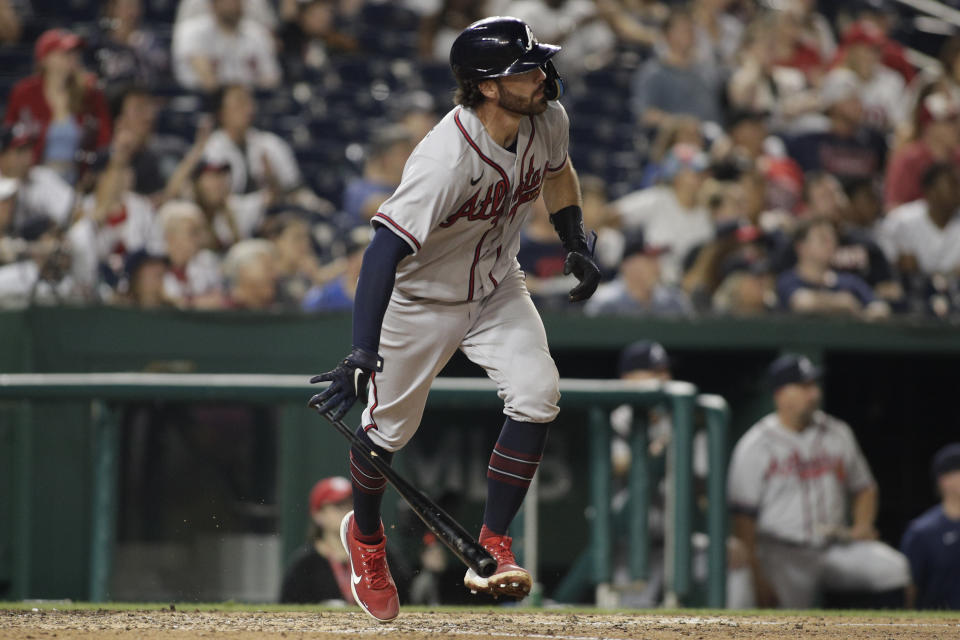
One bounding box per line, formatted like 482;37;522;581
496;83;548;116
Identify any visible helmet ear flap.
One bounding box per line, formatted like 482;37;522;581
542;60;564;101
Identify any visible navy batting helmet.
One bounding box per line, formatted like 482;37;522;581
450;16;564;99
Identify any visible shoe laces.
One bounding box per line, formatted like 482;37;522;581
359;544;391;590
482;534;516;565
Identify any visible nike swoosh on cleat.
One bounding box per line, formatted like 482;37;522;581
353;572;363;585
470;173;483;186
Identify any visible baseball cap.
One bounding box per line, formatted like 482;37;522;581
191;155;231;180
308;476;352;512
932;443;960;479
0;124;36;152
34;28;83;62
618;340;670;376
660;143;708;180
621;230;669;260
767;354;822;392
820;68;862;109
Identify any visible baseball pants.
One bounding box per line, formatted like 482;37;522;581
757;537;910;608
360;269;560;451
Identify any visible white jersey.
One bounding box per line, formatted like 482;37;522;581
374;102;569;303
728;410;875;547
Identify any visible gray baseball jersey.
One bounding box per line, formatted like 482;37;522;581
358;102;570;451
728;410;875;547
374;101;569;303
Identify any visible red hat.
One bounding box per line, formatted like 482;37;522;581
308;476;352;512
34;29;83;62
842;21;885;48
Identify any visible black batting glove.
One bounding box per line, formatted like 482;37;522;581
550;205;602;302
308;347;384;421
563;244;601;302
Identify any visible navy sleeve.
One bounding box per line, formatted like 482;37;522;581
352;226;414;354
776;270;803;310
839;272;876;306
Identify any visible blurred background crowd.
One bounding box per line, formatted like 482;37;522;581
1;0;960;319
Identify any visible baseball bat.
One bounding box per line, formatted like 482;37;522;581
314;407;497;578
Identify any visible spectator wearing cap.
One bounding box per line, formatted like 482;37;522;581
585;230;691;317
729;354;910;609
4;28;112;183
191;154;268;251
841;1;915;84
631;6;721;128
777;216;889;320
156;200;224;309
203;85;305;197
900;443;960;609
833;21;905;132
302;226;371;312
222;238;278;310
87;0;169;90
279;476;358;604
712;259;774;316
884;90;960;211
341;124;415;228
783;68;887;187
0;124;75;232
172;0;281;92
611;143;713;284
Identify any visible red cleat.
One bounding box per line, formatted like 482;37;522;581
463;528;532;599
339;511;399;622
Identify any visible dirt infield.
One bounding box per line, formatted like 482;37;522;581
2;608;960;640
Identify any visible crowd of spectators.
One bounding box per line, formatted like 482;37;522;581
1;0;960;320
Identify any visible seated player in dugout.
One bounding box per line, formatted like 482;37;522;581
728;354;910;609
308;17;601;622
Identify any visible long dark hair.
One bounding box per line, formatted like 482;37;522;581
454;78;486;109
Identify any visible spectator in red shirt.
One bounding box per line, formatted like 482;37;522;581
4;29;112;184
884;89;960;211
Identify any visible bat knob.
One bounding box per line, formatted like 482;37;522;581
477;555;497;578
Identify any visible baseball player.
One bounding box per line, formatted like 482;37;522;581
728;354;909;608
308;17;601;622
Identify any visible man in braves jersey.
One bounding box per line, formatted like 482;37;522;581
307;17;600;622
728;354;909;608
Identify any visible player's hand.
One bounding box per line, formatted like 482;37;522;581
563;249;601;302
308;347;383;421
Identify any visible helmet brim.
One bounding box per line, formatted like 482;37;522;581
492;42;561;78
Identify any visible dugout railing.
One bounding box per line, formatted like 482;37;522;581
0;373;728;607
